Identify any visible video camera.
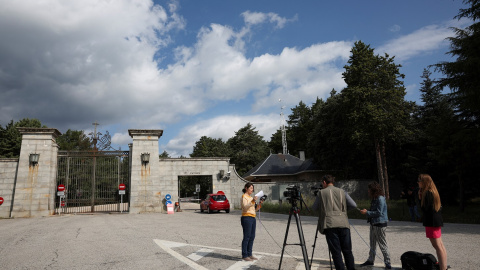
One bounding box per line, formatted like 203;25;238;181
283;185;302;203
310;186;323;196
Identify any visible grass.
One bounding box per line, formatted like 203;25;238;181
259;197;480;225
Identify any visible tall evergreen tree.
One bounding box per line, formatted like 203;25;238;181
57;129;92;151
227;123;269;176
433;0;480;123
268;129;283;155
190;136;230;157
159;150;170;158
0;118;44;158
342;41;410;199
287;101;314;158
432;0;480;210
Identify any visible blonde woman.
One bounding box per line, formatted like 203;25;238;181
240;183;263;261
418;174;448;270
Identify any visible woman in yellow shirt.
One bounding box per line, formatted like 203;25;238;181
241;183;262;261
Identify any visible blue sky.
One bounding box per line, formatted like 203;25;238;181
0;0;469;157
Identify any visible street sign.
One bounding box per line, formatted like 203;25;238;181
167;203;174;214
119;190;126;195
165;194;171;200
61;200;65;207
57;191;65;196
0;197;4;205
119;183;126;190
58;184;65;192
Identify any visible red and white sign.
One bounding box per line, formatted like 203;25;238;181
0;197;4;205
119;183;126;190
58;184;65;192
61;200;65;207
167;203;174;214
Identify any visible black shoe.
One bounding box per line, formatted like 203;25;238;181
385;263;392;269
359;261;374;267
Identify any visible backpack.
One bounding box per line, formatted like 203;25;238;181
401;251;440;270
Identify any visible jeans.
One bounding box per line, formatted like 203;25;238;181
324;228;355;270
241;216;256;258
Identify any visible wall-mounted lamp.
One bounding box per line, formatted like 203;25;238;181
29;153;40;166
141;153;150;165
219;170;225;178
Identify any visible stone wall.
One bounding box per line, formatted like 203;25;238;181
128;129;163;214
10;128;60;218
158;157;239;209
2;127;402;218
0;159;18;218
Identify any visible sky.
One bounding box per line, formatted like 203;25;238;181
0;0;470;157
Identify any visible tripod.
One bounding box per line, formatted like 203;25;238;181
278;199;310;270
310;221;333;270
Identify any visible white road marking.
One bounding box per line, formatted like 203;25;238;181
154;239;394;269
187;248;214;261
154;239;209;270
225;256;262;270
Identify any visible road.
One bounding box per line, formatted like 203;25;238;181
0;204;478;269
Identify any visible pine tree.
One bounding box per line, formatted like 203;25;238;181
433;0;480;123
342;41;411;199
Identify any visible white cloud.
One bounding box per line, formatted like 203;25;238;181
0;0;185;129
389;24;401;32
241;11;297;29
1;1;350;155
111;132;133;146
377;19;470;62
163;114;280;157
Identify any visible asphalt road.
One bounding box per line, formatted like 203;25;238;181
0;204;478;270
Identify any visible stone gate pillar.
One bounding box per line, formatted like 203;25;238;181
128;129;163;213
12;128;61;218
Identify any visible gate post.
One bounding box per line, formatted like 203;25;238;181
128;129;163;214
11;128;61;218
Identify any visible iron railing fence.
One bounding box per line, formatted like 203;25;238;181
56;151;130;214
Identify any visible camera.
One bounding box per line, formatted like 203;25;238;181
310;186;323;196
283;185;301;201
260;195;267;202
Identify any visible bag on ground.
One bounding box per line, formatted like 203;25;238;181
401;251;440;270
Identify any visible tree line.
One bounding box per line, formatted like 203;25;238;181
192;1;480;211
1;1;478;210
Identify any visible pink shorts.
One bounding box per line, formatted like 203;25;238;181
425;226;442;238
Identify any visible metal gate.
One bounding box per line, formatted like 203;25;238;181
56;150;130;214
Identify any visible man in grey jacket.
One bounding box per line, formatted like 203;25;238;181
312;175;356;270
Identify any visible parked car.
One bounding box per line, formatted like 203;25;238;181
200;191;230;213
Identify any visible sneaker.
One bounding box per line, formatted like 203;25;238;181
385;263;392;269
359;261;374;267
249;256;258;260
242;257;252;261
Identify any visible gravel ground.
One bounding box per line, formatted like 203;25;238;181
0;204;478;270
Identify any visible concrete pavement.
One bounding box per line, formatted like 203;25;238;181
0;206;478;269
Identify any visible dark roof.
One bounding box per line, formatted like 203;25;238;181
243;154;321;178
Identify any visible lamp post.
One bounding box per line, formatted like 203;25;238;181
29;153;40;166
141;153;150;165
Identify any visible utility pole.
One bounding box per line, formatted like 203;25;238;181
279;99;288;155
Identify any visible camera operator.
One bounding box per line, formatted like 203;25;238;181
312;175;357;270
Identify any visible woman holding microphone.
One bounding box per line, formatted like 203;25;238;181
241;183;263;261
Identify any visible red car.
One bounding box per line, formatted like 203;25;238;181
200;191;230;213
